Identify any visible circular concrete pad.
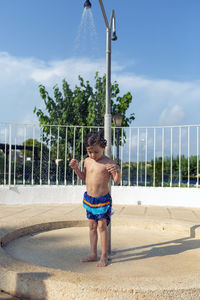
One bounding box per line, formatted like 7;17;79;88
5;225;200;281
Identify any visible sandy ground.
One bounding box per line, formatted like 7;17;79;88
2;204;200;299
5;225;200;282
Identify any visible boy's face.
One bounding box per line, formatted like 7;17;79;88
86;144;105;161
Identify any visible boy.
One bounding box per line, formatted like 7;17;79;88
69;131;121;267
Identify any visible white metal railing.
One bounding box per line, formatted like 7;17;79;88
0;122;200;187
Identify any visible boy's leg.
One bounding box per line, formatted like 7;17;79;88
96;218;108;267
80;219;98;262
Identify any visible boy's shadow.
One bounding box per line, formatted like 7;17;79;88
111;225;200;264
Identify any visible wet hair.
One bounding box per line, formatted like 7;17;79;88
84;131;107;148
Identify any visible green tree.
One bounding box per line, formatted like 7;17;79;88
34;73;134;128
148;155;200;187
33;73;135;161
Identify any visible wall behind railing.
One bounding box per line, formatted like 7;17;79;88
1;185;200;207
0;122;200;188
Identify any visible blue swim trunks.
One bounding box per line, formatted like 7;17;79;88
83;192;112;226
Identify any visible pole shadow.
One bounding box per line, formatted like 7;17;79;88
111;225;200;264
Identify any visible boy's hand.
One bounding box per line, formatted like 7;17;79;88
69;159;79;170
106;163;120;175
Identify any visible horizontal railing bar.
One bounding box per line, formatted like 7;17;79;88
1;122;200;130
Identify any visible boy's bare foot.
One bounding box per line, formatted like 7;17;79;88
96;256;108;267
80;255;98;263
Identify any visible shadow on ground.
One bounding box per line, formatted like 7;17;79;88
111;225;200;264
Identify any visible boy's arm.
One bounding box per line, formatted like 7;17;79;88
106;163;121;185
69;159;86;181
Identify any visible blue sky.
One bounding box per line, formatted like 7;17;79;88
0;0;200;126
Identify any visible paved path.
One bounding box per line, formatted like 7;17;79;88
1;203;200;299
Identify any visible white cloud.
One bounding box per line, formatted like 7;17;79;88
158;105;185;125
114;73;200;126
30;57;105;86
0;51;200;127
0;53;107;124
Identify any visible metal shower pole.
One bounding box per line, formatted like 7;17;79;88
99;0;117;255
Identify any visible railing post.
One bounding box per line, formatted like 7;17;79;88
170;127;173;187
48;126;52;186
188;126;190;188
72;127;76;185
145;128;148;187
56;126;60;186
23;126;26;185
161;128;164;187
64;127;68;186
179;127;182;188
14;137;16;185
136;128;139;186
8;124;12;187
31;125;35;185
4;128;7;185
153;128;156;187
40;128;43;186
120;128;123;186
128;127;131;186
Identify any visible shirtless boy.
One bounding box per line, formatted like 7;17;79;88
69;131;121;267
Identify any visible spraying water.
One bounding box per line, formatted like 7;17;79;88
74;7;99;57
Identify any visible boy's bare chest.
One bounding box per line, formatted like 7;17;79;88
86;161;108;177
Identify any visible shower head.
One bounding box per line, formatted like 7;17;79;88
84;0;92;9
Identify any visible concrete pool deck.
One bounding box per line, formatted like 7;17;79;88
1;203;200;299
